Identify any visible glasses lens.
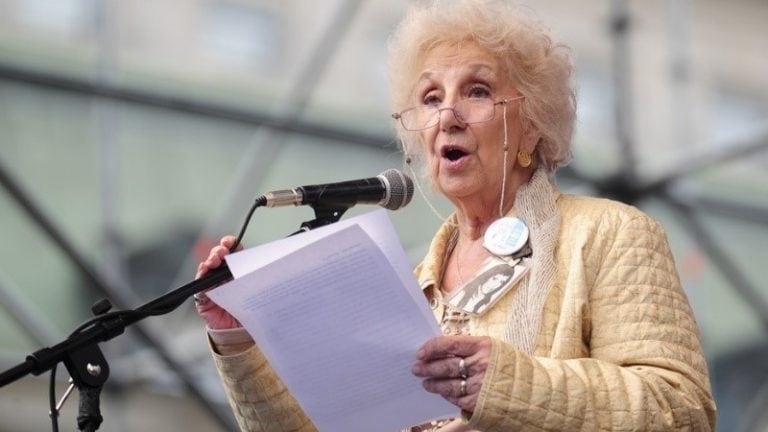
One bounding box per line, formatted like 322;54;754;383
456;99;494;124
399;99;496;130
402;106;438;131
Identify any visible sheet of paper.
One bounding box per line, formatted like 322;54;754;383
208;223;457;432
225;209;436;325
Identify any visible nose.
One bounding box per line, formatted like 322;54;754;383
437;104;465;132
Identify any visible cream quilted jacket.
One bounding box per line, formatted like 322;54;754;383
210;194;716;431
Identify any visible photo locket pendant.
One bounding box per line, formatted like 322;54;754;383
483;217;529;256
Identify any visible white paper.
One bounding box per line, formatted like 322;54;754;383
208;216;457;432
225;209;437;325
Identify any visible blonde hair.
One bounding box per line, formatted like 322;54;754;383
388;0;576;172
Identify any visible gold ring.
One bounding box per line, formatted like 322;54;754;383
460;379;467;396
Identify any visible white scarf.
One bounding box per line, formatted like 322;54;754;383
503;168;561;354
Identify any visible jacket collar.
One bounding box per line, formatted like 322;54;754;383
415;180;561;292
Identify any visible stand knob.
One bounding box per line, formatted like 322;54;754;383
86;363;102;377
91;299;112;316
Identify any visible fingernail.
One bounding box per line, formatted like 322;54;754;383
416;348;425;360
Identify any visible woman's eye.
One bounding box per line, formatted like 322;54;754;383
422;94;441;106
468;86;491;98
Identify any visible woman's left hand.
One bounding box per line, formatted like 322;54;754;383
412;335;492;413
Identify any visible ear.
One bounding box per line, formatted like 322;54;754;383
521;123;541;154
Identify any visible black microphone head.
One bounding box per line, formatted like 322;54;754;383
377;169;414;210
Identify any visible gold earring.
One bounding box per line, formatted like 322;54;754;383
517;150;532;168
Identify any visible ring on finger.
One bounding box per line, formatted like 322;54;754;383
458;358;468;379
193;293;209;305
459;379;467;396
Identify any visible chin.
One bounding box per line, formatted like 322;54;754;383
437;178;478;200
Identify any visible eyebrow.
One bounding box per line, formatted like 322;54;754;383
415;63;498;87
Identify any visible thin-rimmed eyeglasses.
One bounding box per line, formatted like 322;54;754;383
391;96;524;131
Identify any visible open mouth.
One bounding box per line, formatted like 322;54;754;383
441;146;469;161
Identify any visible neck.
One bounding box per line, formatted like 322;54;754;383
453;201;507;241
444;201;504;296
451;167;533;241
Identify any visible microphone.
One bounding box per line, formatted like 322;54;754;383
260;169;414;211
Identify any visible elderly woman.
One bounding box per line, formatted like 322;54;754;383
195;1;716;431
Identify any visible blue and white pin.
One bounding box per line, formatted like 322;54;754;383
483;217;529;256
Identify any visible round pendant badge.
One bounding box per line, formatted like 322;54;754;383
483;217;529;256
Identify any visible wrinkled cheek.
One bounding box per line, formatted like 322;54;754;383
407;130;438;188
427;155;440;181
416;132;437;167
423;145;439;170
418;130;434;154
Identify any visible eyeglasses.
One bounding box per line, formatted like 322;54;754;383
391;96;524;131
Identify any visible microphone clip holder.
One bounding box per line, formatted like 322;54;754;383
295;204;351;234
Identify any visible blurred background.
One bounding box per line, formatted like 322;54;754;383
0;0;766;430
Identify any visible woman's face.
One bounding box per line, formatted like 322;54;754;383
413;42;535;204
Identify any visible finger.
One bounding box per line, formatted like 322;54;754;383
195;262;207;279
445;394;479;413
204;253;222;270
197;257;222;277
412;356;467;379
196;236;239;280
220;235;241;250
212;245;231;259
200;255;229;279
196;261;219;279
422;375;481;399
417;336;491;360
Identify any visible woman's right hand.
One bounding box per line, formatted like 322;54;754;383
194;235;242;330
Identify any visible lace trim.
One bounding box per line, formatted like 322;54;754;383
440;305;470;336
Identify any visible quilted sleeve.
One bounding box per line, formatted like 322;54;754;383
210;340;317;432
467;214;716;431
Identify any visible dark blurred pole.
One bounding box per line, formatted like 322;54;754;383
663;193;768;334
0;157;236;430
610;0;637;182
0;272;59;347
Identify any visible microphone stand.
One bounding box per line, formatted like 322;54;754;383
0;265;233;430
0;203;350;431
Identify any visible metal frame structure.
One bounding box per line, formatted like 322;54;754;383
0;0;370;429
